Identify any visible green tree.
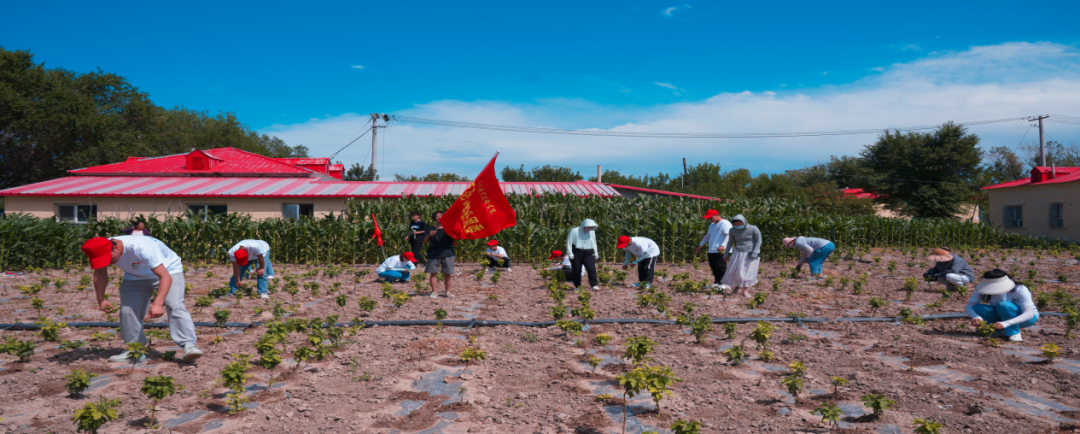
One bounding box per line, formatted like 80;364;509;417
343;163;378;181
984;146;1027;184
393;173;470;182
501;164;583;182
859;122;983;218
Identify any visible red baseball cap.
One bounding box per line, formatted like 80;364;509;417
82;237;114;270
547;250;563;260
234;248;250;266
616;236;631;249
702;209;720;219
486;240;498;246
402;252;418;262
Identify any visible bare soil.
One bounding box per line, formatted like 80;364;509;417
1;248;1079;434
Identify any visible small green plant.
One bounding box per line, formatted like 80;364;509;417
587;356;602;372
335;294;348;313
722;322;738;339
556;319;584;337
722;344;747;365
36;318;66;342
868;297;888;316
521;332;539;343
72;397;121;434
357;296;377;313
459;347;488;371
852;280;865;294
65;369;98;396
1041;343;1060;361
90;332;112;342
306;281;321;297
141;375;179;427
669;420;703;434
902;278;918;300
220;354;253;414
976;320;996;338
490;270;502;285
641;364;682;415
690;315;713;344
622;335;656;366
594;333;612;346
60;340;85;350
125;341;147;372
162;350;176;361
213;308;231;327
831;376;849;396
780;374;804;400
746;292;768;309
887;260;897;275
614;368;648;434
812;403;842;430
195;296;213;307
860;394;895;418
913;418;944;434
30;296;45;316
391;292;410;308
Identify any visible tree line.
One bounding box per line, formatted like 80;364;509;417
0;47;308;190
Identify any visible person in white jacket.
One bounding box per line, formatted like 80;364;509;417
965;269;1039;342
566;219;600;289
376;252;418;283
619;236;660;288
483;240;511;271
695;209;731;290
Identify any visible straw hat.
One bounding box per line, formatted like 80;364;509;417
782;237;797;248
927;248;953;263
976;275;1015;295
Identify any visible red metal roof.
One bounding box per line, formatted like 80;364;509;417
0;177;623;198
982;166;1080;190
842;188;880;199
69;148;317;177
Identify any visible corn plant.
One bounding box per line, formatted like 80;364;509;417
913;418;944;434
65;369;98;396
72;397;121;434
141;375;179;427
860;394;895;418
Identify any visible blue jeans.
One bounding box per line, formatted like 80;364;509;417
807;242;835;275
971;301;1038;337
229;257;274;295
378;270;410;282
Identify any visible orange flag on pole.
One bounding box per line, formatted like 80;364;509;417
371;213;384;246
440;153;517;240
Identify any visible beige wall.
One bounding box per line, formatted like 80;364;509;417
986;182;1079;241
2;196;350;221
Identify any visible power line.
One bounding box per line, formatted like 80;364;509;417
389;115;1032;139
328;126;373;161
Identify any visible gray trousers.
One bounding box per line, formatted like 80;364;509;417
119;272;197;347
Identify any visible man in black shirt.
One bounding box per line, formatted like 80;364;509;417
406;211;428;266
423;210;455;298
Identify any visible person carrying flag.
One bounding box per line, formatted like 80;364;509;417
228;239;274;299
376;252;418;283
81;236;202;362
483;240;511;271
695;209;731;290
618;235;660;288
424;210;456;298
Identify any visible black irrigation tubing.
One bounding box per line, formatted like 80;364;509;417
0;312;1069;331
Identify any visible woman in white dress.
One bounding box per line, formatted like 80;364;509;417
721;215;762;298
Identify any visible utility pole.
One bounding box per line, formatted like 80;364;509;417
596;165;602;183
1036;115;1048;167
682;158;688;190
370;113;380;180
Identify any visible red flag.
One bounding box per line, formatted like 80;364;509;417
371;213;384;246
441;153;517;240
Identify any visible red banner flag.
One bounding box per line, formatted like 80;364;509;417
441;153;517;240
371;213;384;246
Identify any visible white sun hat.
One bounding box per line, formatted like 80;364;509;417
975;275;1015;295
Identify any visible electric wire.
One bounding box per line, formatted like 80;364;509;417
328;126;373;161
389;115;1031;139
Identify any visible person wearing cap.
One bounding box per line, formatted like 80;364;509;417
783;236;835;280
406;211;428;266
228;239;274;300
619;236;660;288
121;220;151;236
423;210;456;298
966;269;1039;342
482;240;511;271
696;209;732;290
376;252;418;283
722;215;762;298
81;236;202;362
566;219;601;290
923;247;974;291
546;250;580;282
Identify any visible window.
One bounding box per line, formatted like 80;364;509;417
1003;205;1023;228
1050;203;1065;228
187;204;227;220
56;204;97;223
284;204;315;219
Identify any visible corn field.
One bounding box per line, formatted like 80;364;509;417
0;194;1072;271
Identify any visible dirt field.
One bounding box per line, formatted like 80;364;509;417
2;248;1079;434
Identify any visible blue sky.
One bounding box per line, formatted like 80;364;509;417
4;0;1080;179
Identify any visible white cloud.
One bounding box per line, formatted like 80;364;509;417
653;82;677;90
261;42;1080;178
662;4;690;16
350;65;364;69
902;44;922;51
870;66;885;72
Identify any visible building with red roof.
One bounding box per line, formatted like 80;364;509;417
0;148;664;222
981;166;1079;241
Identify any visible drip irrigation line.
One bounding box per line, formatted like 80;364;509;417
0;312;1068;331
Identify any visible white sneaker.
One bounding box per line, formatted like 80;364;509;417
108;350;145;363
591;286;599;290
266;275;275;280
1008;333;1022;342
710;283;721;290
430;291;438;299
445;292;455;298
505;268;512;272
259;293;270;300
183;343;203;361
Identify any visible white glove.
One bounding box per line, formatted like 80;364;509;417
594;252;600;259
568;253;575;260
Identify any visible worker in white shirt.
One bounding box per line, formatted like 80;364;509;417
566;219;600;289
81;236;202;362
695;209;731;290
618;236;660;288
483;240;511;271
966;269;1039;342
376;252;418;283
547;249;585;282
228;239;274;299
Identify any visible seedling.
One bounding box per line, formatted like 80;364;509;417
669;420;703;434
780;374;804;400
1041;343;1060;362
723;322;738;340
830;376;849;396
813;403;842;430
60;340;85;350
459;347;487;372
357;296;377;313
549;303;568;321
789;360;808;377
691;315;713;344
749;321;776;355
195;296;213;307
556;319;584;337
614;368;648;434
976;321;996;338
902;278;918;300
868;298;888;316
887;261;897;275
490;270;501;285
306;281;320;297
55;278;68;292
860;394;895;418
852;280;865;294
31;297;45;316
594;333;612;347
474;268;485;283
391;292;410;308
36;318;66;342
641;364;682;414
722;344;747;365
125;342;147;372
65;369;98;396
622;335;655;367
72;397;120;434
588;356;602;372
141;375;179;427
822;275;835;288
335;294;348;314
220;355;253;414
913;418;944;434
213;308;231;327
746;292;768;309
